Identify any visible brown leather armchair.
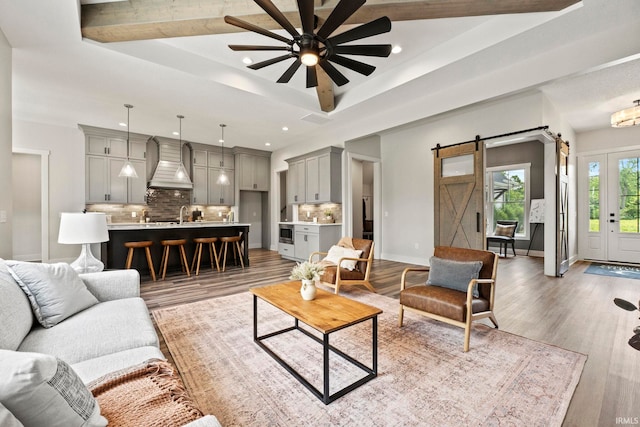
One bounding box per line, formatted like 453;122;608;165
398;246;499;352
309;238;375;294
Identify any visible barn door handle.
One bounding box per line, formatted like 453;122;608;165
477;213;481;232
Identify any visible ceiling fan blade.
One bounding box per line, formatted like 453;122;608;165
297;0;315;35
329;55;375;76
306;65;318;88
334;44;392;57
224;16;291;44
229;45;291;51
317;0;365;39
319;60;349;87
254;0;299;38
248;54;294;70
277;59;302;83
327;17;392;46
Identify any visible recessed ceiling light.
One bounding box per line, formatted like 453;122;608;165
119;122;127;127
172;131;179;136
242;57;253;65
392;45;402;54
265;142;271;146
282;126;288;131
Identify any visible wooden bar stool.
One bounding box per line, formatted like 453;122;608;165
219;235;245;272
159;239;190;280
191;237;220;276
124;240;156;281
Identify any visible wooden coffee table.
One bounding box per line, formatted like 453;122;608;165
250;281;382;404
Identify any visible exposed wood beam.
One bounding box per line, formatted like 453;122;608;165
81;0;581;43
315;67;335;113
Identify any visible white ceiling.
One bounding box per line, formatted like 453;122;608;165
1;0;640;151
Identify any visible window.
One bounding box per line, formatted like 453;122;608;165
486;163;530;237
588;161;600;232
618;157;640;233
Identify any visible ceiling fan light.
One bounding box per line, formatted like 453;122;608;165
301;51;319;67
611;100;640;127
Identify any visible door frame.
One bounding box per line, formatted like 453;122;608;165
12;148;50;262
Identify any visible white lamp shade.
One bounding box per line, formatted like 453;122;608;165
58;212;109;244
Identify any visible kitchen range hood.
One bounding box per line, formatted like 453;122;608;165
147;137;193;190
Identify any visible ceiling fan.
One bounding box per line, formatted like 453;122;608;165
224;0;392;90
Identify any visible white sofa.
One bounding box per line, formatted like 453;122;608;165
0;258;220;427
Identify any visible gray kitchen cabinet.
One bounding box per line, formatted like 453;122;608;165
287;159;306;204
86;155;128;203
129;140;147;160
208;151;234;169
208;167;235;206
292;224;342;261
86;135;127;158
286;146;342;205
238;153;270;191
191;165;208;204
192;149;208;167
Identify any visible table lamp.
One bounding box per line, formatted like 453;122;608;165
58;212;109;273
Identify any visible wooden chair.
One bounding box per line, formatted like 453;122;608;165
309;238;375;294
399;246;499;352
486;220;518;257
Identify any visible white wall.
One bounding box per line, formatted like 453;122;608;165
12;153;41;260
576;125;640;154
0;29;12;258
12;120;85;262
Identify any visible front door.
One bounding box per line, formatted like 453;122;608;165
607;150;640;263
433;140;484;249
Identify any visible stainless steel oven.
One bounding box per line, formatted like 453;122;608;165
279;224;294;244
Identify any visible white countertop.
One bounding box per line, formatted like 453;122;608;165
108;222;250;230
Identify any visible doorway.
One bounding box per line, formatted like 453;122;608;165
239;191;269;249
579;149;640;263
351;159;375;240
11;149;49;262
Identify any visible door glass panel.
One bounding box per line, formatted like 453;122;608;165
618;157;639;233
588;161;600;232
442;154;473;177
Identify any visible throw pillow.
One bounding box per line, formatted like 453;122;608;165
0;349;107;427
323;245;363;271
495;224;516;237
6;261;99;328
427;256;483;297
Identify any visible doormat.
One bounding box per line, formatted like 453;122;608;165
584;263;640;280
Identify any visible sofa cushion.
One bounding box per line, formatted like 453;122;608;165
18;297;158;365
72;346;166;384
0;349;107;427
0;259;33;351
6;261;98;328
427;256;482;297
0;402;24;427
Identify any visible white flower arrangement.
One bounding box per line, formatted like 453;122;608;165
289;261;325;281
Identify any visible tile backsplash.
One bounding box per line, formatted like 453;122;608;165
297;203;342;223
86;188;230;223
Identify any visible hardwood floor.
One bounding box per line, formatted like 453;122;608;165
140;249;640;426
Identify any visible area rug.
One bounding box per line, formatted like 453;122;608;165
152;289;586;426
584;263;640;280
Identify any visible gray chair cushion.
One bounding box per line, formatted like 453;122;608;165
18;298;158;365
0;259;34;351
427;256;483;297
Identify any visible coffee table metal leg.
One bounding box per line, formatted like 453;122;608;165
323;333;330;404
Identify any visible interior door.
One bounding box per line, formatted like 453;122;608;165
433;140;484;249
607;150;640;263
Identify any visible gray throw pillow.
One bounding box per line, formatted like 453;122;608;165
6;261;99;328
0;350;107;427
427;256;483;297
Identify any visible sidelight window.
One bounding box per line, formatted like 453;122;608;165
486;163;530;237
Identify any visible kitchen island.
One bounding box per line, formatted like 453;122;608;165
102;222;250;276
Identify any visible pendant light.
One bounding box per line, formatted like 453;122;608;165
118;104;138;178
174;114;190;182
216;124;230;185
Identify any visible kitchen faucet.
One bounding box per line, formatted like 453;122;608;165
179;205;189;225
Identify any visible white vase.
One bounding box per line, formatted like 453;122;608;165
300;279;317;301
